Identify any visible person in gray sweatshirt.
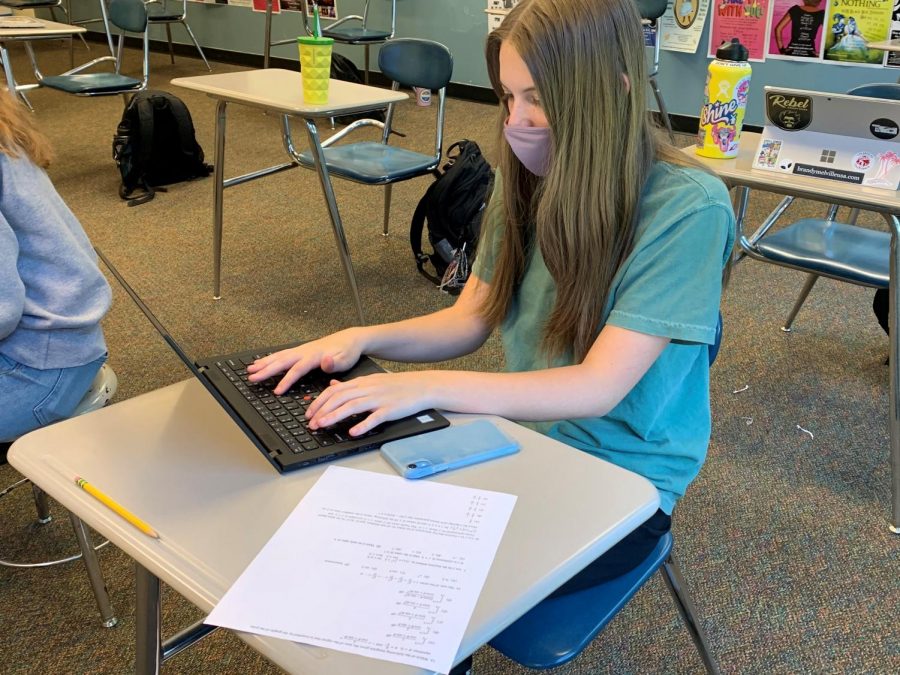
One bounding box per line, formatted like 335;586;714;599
0;89;111;445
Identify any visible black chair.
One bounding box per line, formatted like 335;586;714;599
636;0;674;139
737;84;898;332
25;0;149;98
295;38;453;236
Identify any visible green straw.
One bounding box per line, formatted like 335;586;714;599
313;3;322;38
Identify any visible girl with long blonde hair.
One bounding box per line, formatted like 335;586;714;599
249;0;734;587
0;89;111;449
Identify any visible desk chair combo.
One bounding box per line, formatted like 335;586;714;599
263;0;397;82
291;37;452;237
736;83;897;333
1;364;119;628
24;0;149;99
449;319;723;675
144;0;210;72
637;0;674;140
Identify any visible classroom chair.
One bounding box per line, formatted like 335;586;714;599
636;0;674;140
0;364;119;628
737;84;898;332
296;37;453;236
447;317;724;675
144;0;211;72
24;0;149;99
299;0;397;84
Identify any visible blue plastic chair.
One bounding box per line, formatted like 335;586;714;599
144;0;211;72
297;38;453;236
738;84;899;332
27;0;149;97
448;317;724;675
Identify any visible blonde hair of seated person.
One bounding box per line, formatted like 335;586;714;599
482;0;699;362
0;89;52;169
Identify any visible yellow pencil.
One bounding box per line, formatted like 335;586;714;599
74;476;159;539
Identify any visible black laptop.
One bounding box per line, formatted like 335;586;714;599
96;249;450;473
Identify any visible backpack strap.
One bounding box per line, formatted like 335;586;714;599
409;179;442;287
135;94;156;174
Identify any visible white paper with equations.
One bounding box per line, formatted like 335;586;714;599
206;465;517;673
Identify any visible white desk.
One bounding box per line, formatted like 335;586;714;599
0;17;86;109
171;69;407;323
9;378;659;674
685;132;900;532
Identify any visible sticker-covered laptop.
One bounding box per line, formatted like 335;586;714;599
95;249;449;473
754;87;900;190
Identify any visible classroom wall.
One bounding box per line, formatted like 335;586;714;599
71;0;900;127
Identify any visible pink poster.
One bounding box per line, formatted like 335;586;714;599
708;0;771;61
767;0;826;59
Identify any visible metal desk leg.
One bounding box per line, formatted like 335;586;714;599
69;514;118;627
300;117;365;324
212;100;227;300
135;562;162;675
263;0;273;68
887;213;900;534
0;44;32;112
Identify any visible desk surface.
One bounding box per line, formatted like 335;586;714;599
172;69;408;119
685;132;900;212
0;17;86;38
10;379;658;675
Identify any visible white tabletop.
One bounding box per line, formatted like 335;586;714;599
10;378;658;675
172;69;408;119
0;17;86;39
686;131;900;213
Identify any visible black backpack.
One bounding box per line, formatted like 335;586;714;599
410;140;494;293
112;90;212;207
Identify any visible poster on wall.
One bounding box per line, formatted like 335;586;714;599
884;1;900;67
661;0;711;53
252;0;279;12
767;0;826;59
707;0;772;61
823;0;892;65
305;0;336;18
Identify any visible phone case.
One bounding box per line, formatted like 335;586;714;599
380;420;520;479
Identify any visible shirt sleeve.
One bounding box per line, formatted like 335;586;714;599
606;202;734;345
0;209;25;341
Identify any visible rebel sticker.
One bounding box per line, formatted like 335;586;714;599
765;92;812;131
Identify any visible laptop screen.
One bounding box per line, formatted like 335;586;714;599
753;87;900;190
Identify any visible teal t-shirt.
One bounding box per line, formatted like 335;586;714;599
472;161;735;513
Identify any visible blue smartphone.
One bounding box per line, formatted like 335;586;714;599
380;419;520;479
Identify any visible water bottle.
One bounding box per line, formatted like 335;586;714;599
696;38;752;159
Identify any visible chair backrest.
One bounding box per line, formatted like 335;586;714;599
109;0;148;33
848;83;900;101
379;38;453;93
378;39;453;160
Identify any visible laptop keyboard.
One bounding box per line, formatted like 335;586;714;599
215;356;376;456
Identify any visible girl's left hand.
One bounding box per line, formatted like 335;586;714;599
306;371;436;436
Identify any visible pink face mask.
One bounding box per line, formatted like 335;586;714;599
503;121;553;176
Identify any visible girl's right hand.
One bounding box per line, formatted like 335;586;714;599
245;330;363;395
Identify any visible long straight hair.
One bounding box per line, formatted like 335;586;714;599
0;89;52;168
482;0;694;362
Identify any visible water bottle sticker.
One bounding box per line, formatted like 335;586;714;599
766;91;812;131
